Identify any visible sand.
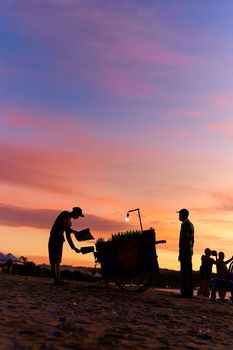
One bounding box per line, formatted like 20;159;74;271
0;273;233;350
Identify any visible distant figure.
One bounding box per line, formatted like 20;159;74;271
177;208;194;298
3;258;13;274
216;252;233;280
197;248;216;297
211;252;233;301
48;207;84;285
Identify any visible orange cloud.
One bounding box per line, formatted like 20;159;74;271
0;141;78;193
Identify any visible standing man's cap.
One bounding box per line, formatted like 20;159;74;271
176;208;189;216
72;207;84;217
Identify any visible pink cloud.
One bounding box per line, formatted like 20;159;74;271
100;73;161;98
4;114;37;128
115;41;189;65
209;95;233;112
160;107;206;119
208;120;233;138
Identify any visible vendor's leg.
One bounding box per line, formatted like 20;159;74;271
50;262;60;282
49;238;63;283
55;263;60;282
51;263;55;280
54;263;65;285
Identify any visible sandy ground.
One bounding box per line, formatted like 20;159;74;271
0;273;233;350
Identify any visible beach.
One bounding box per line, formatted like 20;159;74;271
0;273;233;349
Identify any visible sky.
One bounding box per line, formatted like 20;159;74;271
1;0;233;271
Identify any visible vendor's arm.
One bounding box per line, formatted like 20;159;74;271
65;231;79;252
62;213;80;252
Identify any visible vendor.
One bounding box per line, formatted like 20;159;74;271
48;207;84;285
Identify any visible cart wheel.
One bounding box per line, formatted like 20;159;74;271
114;269;152;292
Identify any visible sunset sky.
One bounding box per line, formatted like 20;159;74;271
1;0;233;271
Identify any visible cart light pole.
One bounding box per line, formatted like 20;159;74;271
125;208;143;233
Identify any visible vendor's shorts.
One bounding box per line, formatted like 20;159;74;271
48;236;64;264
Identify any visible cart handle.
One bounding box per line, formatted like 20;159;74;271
155;240;166;245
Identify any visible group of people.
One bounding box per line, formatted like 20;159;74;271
198;248;233;300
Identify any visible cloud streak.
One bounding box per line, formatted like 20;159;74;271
0;203;128;234
193;190;233;214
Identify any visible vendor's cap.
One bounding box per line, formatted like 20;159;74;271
176;208;189;216
72;207;84;217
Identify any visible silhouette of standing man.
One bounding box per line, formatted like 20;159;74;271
177;208;194;298
48;207;84;285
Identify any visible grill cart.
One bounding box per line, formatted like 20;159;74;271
95;228;166;292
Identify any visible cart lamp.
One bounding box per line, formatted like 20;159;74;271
125;212;129;222
125;208;143;232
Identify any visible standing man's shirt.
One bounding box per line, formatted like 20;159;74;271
179;218;194;260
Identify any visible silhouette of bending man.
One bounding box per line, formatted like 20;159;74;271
48;207;84;285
